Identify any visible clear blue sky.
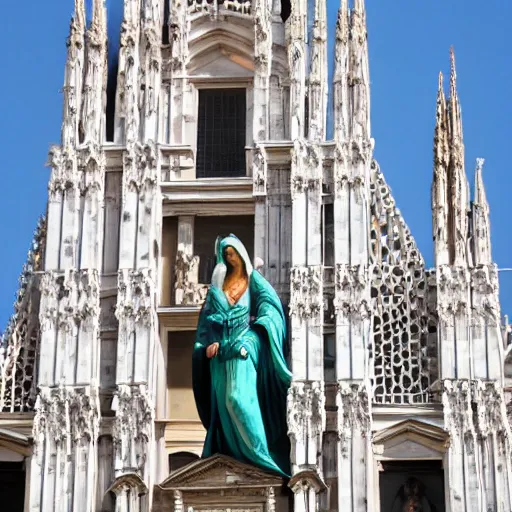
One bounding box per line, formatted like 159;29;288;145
0;0;510;330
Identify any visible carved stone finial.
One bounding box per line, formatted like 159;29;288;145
472;158;493;267
450;46;457;94
74;0;86;32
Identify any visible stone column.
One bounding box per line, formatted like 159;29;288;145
31;3;107;509
169;0;188;146
253;147;268;277
114;144;160;512
336;383;370;512
330;3;372;511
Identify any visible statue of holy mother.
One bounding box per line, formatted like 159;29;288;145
192;234;291;477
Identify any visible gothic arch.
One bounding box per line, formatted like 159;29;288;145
188;25;254;75
106;473;149;512
0;429;31;459
169;451;200;473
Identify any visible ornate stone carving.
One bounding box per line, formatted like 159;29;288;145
432;52;470;268
370;161;436;404
39;270;100;334
113;384;154;473
77;142;105;194
61;1;85;148
253;0;271;76
169;0;188;73
472;158;492;266
47;144;105;200
187;0;252;16
333;142;349;191
123;142;159;194
437;265;470;322
291;141;322;196
173;491;183;512
252;148;267;196
471;264;500;323
266;487;276;512
174;251;208;306
0;219;46;412
81;0;107;143
443;380;512;441
47;146;80;199
287;381;325;441
116;269;154;325
289;266;322;321
334;264;369;320
116;13;140;144
33;386;100;447
337;382;369;451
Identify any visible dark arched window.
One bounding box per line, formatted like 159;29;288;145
281;0;291;22
169;452;200;473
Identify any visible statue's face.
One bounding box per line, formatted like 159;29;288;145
224;246;243;270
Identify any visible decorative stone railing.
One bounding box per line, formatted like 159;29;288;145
174;251;208;306
187;0;252;17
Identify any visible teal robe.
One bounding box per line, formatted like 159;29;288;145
192;235;292;477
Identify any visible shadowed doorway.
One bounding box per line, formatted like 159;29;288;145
379;460;445;512
0;461;25;512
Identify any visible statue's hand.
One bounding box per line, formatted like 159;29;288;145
206;342;220;359
239;346;248;359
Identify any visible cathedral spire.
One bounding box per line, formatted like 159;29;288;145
113;0;143;144
472;158;492;265
91;0;107;34
353;0;367;17
446;47;469;266
61;0;87;147
432;72;449;266
432;49;470;267
307;0;328;141
448;47;463;152
74;0;86;32
332;0;349;143
348;0;370;141
81;0;108;143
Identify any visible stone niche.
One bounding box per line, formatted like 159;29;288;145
372;420;449;512
153;454;291;512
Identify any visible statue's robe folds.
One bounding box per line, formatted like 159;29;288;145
192;269;292;477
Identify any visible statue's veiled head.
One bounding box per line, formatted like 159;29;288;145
223;245;245;274
211;234;253;288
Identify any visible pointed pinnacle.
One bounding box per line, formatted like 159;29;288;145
92;0;106;30
74;0;86;30
474;158;487;205
336;0;349;42
354;0;366;13
437;72;445;98
314;0;326;24
450;46;457;97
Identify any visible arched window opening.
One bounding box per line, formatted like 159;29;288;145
105;61;118;142
169;452;200;473
162;0;170;44
281;0;291;22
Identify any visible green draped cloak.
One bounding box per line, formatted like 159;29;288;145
192;235;291;477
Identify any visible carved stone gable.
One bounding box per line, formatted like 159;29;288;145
373;419;449;460
154;455;287;512
159;454;284;490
